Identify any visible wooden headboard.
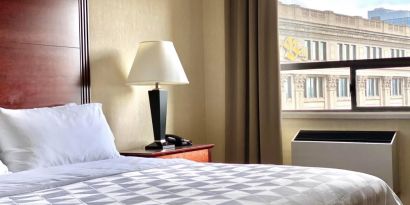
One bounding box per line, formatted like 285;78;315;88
0;0;90;109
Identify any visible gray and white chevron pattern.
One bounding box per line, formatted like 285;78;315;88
0;163;400;205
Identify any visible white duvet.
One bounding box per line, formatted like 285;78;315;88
0;157;402;205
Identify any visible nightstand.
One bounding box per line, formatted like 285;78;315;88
121;144;215;163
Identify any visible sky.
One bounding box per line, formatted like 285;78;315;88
280;0;410;18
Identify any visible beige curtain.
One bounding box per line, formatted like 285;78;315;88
225;0;282;164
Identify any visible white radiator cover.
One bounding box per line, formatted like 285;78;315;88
291;132;398;193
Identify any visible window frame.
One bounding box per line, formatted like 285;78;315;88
281;57;410;112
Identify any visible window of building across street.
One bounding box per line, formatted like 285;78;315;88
391;78;402;96
337;77;349;97
305;76;323;98
366;78;380;97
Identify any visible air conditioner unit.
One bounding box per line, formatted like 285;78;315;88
291;130;398;193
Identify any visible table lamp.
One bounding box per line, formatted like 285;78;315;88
127;41;189;150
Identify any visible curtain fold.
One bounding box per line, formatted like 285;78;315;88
226;0;282;164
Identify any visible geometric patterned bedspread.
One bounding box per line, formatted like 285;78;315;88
0;161;402;205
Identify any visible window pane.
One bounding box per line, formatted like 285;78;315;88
321;42;327;60
357;68;410;107
312;41;319;60
391;78;403;96
367;46;371;59
281;68;351;110
305;40;311;60
318;77;323;97
344;44;350;60
352;45;357;60
287;76;293;98
337;77;350;97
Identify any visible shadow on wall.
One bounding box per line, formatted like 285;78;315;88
167;0;207;145
91;50;133;136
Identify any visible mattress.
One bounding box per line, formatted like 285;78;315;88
0;156;402;205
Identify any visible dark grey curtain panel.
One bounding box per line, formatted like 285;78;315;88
225;0;282;164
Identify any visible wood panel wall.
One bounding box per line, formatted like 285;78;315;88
0;0;89;109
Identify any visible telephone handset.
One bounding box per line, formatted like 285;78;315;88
165;134;192;146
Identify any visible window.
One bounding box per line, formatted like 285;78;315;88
279;1;410;111
320;42;327;60
391;78;402;96
285;76;292;99
366;46;371;59
305;76;323;98
305;40;326;61
339;43;355;60
344;44;350;60
366;78;379;97
305;40;311;60
351;45;357;60
312;41;318;60
391;49;405;57
337;77;349;97
367;47;382;59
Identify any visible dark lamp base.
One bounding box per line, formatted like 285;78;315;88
145;141;175;150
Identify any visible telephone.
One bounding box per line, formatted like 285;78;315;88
165;134;192;146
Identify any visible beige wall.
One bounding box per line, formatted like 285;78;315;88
89;0;206;151
202;0;226;162
89;0;226;162
282;118;410;203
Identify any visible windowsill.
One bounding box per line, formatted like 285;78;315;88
304;98;325;102
365;96;381;100
282;111;410;119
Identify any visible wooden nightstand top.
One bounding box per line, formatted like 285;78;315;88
121;144;215;158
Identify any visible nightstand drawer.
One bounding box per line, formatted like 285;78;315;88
121;144;214;163
158;148;210;162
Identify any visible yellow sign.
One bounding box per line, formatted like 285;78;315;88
282;37;307;61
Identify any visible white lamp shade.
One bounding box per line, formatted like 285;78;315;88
127;41;189;85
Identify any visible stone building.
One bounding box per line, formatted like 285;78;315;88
278;2;410;110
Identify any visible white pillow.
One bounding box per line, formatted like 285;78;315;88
0;103;120;172
0;160;10;175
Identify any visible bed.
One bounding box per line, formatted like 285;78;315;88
0;103;403;205
0;0;403;205
0;157;402;205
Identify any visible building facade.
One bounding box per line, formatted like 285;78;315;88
278;2;410;110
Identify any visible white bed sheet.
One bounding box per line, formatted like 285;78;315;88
0;156;189;197
0;156;402;205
